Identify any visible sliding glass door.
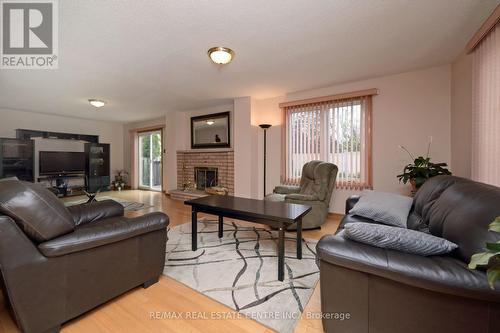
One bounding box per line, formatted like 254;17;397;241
138;130;162;191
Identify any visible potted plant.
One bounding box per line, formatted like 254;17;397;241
469;217;500;289
397;139;451;193
113;170;128;191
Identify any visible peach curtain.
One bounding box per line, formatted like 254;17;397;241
472;23;500;186
281;95;373;190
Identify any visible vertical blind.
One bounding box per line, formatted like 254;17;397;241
283;95;372;189
472;22;500;186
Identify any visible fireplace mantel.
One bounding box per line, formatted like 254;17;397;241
176;148;234;154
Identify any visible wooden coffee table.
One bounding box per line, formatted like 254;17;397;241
185;195;311;281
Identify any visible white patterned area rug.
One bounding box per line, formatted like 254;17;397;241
163;218;319;333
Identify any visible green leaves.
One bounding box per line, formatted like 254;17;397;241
397;155;452;187
487;264;500;289
469;217;500;289
469;251;497;269
486;241;500;252
490;217;500;233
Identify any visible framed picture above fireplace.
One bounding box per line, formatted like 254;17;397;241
191;112;230;149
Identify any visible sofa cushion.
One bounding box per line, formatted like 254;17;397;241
273;185;300;195
264;193;286;202
300;161;321;196
427;180;500;262
406;211;429;233
413;175;471;225
343;222;457;256
285;193;319;201
299;161;338;202
38;212;169;257
67;199;124;226
0;180;75;242
316;234;500;302
349;190;413;228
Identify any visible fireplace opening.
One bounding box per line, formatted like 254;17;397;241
194;167;218;190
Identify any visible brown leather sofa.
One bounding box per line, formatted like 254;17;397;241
0;180;169;333
316;176;500;333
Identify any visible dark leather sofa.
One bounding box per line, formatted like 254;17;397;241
0;180;169;333
316;176;500;333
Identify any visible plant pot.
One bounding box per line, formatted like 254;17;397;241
409;178;418;194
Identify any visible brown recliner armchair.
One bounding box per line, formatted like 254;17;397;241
0;180;169;333
266;160;338;229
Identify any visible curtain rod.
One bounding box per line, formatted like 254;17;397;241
466;4;500;54
278;88;378;109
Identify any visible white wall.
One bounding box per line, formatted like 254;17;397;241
252;96;285;199
251;65;452;213
233;97;258;198
163;103;234;192
157;65;453;213
164;111;185;191
0;108;124;178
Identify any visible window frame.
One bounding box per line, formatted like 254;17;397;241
280;89;376;190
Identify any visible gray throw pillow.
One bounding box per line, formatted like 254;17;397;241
343;222;458;256
349;190;412;228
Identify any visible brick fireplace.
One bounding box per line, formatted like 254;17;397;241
172;149;234;200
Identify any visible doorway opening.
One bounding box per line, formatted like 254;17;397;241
138;130;162;191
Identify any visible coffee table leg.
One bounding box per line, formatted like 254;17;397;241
218;215;223;238
191;209;197;251
297;217;302;259
278;223;285;281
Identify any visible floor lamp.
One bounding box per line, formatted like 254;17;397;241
259;124;272;197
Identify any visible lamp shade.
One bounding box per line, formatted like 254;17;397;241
208;47;234;65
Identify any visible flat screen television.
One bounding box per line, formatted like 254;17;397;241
39;151;86;175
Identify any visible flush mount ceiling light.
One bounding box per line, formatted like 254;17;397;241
207;47;234;65
88;99;106;108
206;120;215;125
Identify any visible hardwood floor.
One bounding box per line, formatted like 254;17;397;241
0;190;342;333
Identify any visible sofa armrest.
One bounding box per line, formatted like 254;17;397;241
345;195;361;214
67;199;124;226
274;185;300;194
316;234;500;303
0;216;67;333
0;216;46;268
285;193;319;201
39;212;168;257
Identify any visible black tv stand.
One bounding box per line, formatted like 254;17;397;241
38;173;86;198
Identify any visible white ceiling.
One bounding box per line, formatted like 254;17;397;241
0;0;498;123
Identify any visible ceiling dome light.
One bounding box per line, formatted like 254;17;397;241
89;99;106;108
208;47;234;65
206;120;215;125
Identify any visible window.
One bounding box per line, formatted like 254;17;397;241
281;90;375;190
